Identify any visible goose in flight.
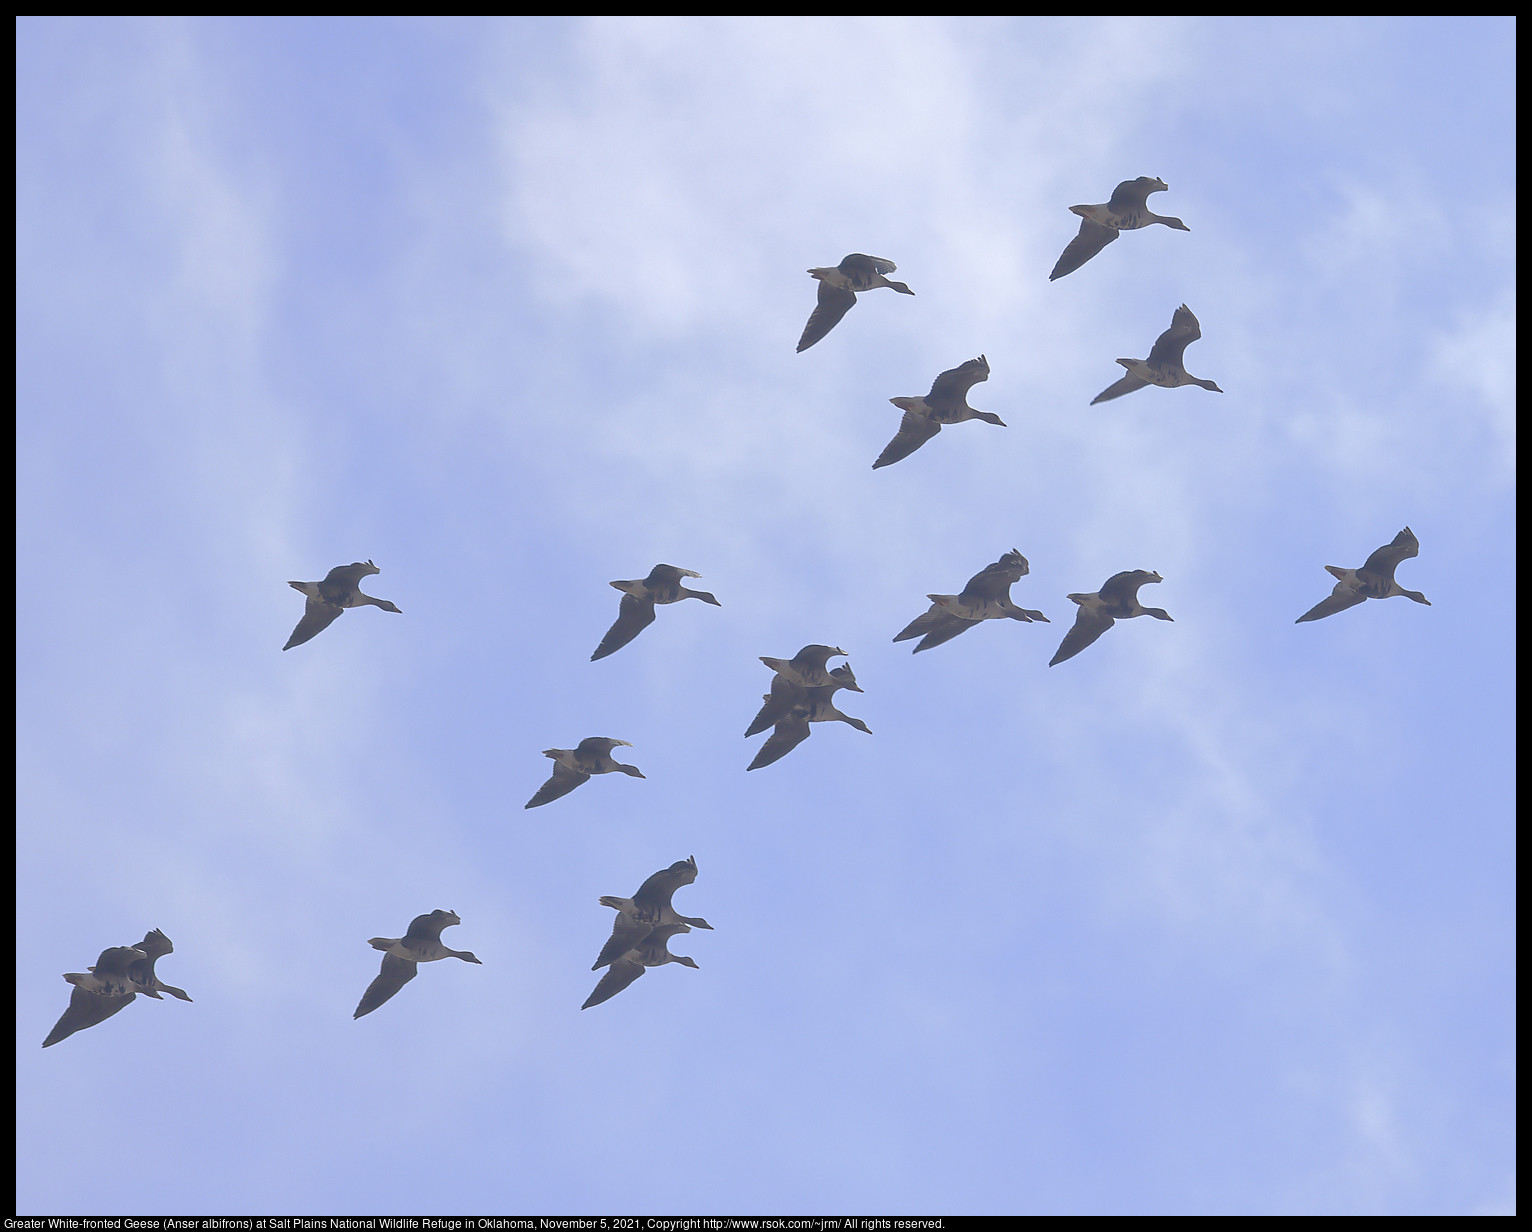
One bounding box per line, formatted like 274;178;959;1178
1049;571;1173;666
354;910;482;1019
797;254;914;352
746;662;862;737
747;665;871;771
874;356;1002;469
758;644;847;689
1296;527;1430;623
894;550;1049;653
42;945;147;1047
593;856;712;970
1049;177;1190;281
1091;305;1223;404
582;923;699;1010
525;737;645;809
123;929;192;1003
283;559;402;650
591;564;721;661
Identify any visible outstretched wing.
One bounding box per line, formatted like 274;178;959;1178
582;957;645;1009
797;280;857;352
872;411;941;469
1050;219;1118;281
1107;177;1162;212
745;675;807;736
283;595;344;650
893;602;946;644
961;556;1025;601
747;715;812;770
591;593;656;661
1090;370;1149;405
841;253;897;279
1146;304;1201;368
1296;583;1367;624
1049;608;1115;666
593;911;654;971
525;763;590;809
354;954;417;1019
1359;527;1420;582
1098;571;1154;609
913;613;982;653
43;986;135;1048
928;356;990;404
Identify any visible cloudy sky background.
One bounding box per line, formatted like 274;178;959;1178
17;16;1514;1216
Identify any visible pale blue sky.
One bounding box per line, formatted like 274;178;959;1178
17;16;1514;1215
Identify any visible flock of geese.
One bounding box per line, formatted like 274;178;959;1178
46;177;1430;1043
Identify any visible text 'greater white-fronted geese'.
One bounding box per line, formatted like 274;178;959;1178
591;564;721;661
797;254;914;352
525;737;645;809
894;549;1050;653
354;910;482;1019
283;559;402;650
1049;571;1174;666
747;663;870;771
874;356;1003;469
1049;177;1190;281
1091;305;1223;404
1296;527;1431;623
42;931;191;1048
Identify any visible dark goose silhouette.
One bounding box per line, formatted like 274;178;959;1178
283;560;402;650
1091;305;1223;404
758;644;846;689
42;945;147;1047
591;564;720;661
1049;571;1173;666
1049;177;1189;281
582;923;698;1010
354;910;482;1019
894;550;1049;653
747;664;871;771
525;737;645;809
874;356;1003;469
1297;527;1430;623
593;856;712;970
797;254;914;352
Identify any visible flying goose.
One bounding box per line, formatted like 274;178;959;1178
747;665;871;771
797;254;915;352
1049;177;1190;281
873;356;1003;469
525;737;645;809
124;929;192;1002
1296;527;1430;623
593;856;713;970
894;549;1050;653
354;909;482;1019
1049;571;1173;666
283;559;402;650
42;945;147;1047
746;662;862;737
591;564;721;661
758;644;847;689
1091;305;1223;404
582;922;698;1010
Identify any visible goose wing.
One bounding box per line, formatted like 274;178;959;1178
927;356;990;405
525;762;590;809
591;593;656;661
913;613;982;653
1358;527;1420;584
1049;607;1115;666
1296;584;1367;624
840;253;897;278
353;953;417;1019
593;911;654;971
872;410;941;469
283;595;344;650
581;956;645;1009
1050;219;1118;281
797;280;857;352
893;602;947;644
961;554;1026;601
43;986;135;1047
1146;304;1201;368
1098;571;1155;609
745;675;807;736
1107;177;1162;212
403;911;453;948
1090;371;1149;404
632;858;698;917
747;714;811;770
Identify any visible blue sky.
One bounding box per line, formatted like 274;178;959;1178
17;17;1514;1216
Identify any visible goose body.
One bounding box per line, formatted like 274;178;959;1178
758;644;847;689
283;559;402;650
582;923;698;1010
1049;570;1173;666
747;664;871;771
1092;305;1222;404
1049;177;1189;281
746;662;862;737
874;356;1002;469
354;910;482;1019
592;564;721;661
593;856;712;970
1297;527;1430;623
894;550;1049;653
42;945;147;1048
525;737;645;809
797;254;915;352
